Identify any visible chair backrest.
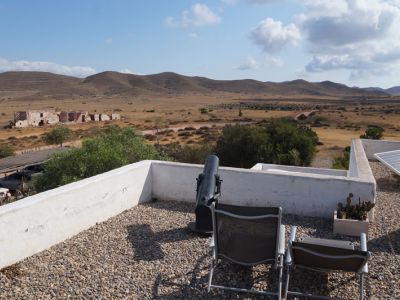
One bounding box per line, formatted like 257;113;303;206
290;241;370;273
212;203;282;266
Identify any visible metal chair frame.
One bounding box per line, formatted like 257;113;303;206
208;203;285;299
284;226;370;300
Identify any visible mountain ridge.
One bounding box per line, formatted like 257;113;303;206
0;71;392;101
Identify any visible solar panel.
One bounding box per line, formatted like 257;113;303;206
374;150;400;175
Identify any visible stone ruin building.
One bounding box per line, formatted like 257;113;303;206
13;110;120;128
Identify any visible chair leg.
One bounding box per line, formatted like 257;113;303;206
208;260;215;292
277;265;283;300
359;273;364;300
284;265;290;300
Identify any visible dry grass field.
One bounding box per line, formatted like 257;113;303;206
1;71;400;167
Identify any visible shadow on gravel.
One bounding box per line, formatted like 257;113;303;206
151;253;277;300
369;228;400;255
376;177;400;192
126;224;196;261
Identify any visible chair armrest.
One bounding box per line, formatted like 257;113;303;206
278;225;286;255
285;226;297;265
289;226;297;244
360;232;369;274
209;236;215;248
360;233;367;251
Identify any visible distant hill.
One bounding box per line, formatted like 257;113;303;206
0;70;390;101
363;85;400;96
386;86;400;96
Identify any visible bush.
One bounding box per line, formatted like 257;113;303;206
34;126;168;192
332;146;350;170
199;108;208;114
0;144;14;158
360;126;384;140
43;126;73;147
215;119;318;168
160;143;214;164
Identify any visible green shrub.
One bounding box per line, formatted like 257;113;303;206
34;126;168;192
199;108;208;114
161;143;214;164
360;126;384;140
215;119;318;168
43;126;73;147
332;146;350;170
0;144;14;158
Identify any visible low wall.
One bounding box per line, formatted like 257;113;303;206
0;138;382;269
151;161;375;219
252;163;347;177
361;139;400;160
0;161;152;269
349;139;376;182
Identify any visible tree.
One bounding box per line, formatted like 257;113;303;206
215;119;318;168
360;126;384;140
264;118;318;166
216;125;272;168
160;143;215;164
34;126;169;192
0;144;14;159
43;126;73;147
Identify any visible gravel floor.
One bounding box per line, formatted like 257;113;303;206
0;162;399;299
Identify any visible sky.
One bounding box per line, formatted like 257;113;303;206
1;0;400;88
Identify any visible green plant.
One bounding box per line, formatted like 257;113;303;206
34;126;169;192
199;107;208;114
0;144;14;158
360;125;384;140
43;126;73;147
215;119;318;168
337;193;375;221
333;146;350;170
160;143;214;164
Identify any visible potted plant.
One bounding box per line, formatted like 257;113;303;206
333;193;375;236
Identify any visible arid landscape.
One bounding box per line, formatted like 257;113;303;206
1;70;400;166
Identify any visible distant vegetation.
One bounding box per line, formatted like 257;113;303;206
162;118;319;168
43;126;73;147
360;125;384;140
333;146;351;170
216;119;318;168
162;143;214;164
0;144;14;159
34;126;168;192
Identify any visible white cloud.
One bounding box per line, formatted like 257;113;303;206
105;38;113;45
236;56;258;70
267;56;283;67
299;0;400;79
119;68;145;75
187;32;199;38
0;57;96;77
222;0;280;5
250;18;300;53
166;3;221;28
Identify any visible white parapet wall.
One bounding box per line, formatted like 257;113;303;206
251;163;348;177
0;138;382;269
151;161;375;219
361;139;400;160
0;160;152;269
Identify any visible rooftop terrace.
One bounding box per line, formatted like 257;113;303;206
0;162;399;299
0;139;399;298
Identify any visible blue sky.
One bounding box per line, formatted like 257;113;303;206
1;0;400;88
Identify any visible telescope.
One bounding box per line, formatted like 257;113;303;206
188;155;222;235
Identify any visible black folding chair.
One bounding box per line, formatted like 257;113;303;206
208;203;285;299
285;226;370;300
